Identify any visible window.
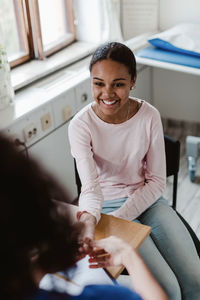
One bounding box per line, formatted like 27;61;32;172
0;0;75;68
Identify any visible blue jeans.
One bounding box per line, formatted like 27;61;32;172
102;197;200;300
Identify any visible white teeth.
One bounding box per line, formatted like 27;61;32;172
103;100;117;105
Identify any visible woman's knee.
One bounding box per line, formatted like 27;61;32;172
139;198;184;233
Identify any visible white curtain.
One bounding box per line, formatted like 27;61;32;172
100;0;123;42
74;0;123;44
0;45;14;110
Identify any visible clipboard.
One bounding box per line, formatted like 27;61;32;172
54;202;151;279
95;213;151;279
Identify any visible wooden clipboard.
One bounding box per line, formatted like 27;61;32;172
95;213;151;279
55;202;151;279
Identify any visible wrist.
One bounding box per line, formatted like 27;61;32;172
78;211;97;224
121;247;138;267
77;211;88;221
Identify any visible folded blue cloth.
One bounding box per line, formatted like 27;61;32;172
148;38;200;57
148;23;200;57
137;46;200;69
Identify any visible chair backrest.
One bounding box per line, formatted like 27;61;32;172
74;159;81;196
164;135;180;177
164;135;180;210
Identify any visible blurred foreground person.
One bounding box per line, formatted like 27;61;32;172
0;133;168;300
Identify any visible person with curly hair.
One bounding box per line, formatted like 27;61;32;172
0;133;168;300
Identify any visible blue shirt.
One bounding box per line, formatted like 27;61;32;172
28;285;142;300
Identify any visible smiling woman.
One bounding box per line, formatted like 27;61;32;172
68;42;200;300
91;59;137;124
89;42;137;124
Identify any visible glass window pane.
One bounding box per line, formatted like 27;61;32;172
0;0;26;61
38;0;72;50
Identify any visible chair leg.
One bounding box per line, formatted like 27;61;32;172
172;174;178;210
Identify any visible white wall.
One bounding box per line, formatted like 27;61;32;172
154;0;200;122
132;66;152;103
121;0;159;40
122;0;200;122
152;68;200;122
121;0;200;38
159;0;200;30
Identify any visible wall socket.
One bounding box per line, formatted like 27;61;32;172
62;105;72;122
41;112;52;131
23;123;38;142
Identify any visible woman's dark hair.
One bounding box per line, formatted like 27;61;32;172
89;42;137;80
0;134;81;300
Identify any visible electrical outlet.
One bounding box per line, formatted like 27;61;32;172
62;105;72;122
23;123;38;142
41;112;52;131
7;133;25;151
9;133;24;145
9;133;22;143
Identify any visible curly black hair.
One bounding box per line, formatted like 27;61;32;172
0;134;81;300
89;42;137;80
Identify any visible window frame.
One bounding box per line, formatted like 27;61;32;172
9;0;75;67
10;0;33;68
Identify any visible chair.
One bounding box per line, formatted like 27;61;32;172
164;135;180;210
74;159;81;196
74;136;200;257
164;135;200;257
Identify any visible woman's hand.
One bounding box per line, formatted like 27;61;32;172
77;212;97;258
79;212;97;240
88;236;133;268
88;236;169;300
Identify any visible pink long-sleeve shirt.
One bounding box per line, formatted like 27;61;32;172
68;99;166;223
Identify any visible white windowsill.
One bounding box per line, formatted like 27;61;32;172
11;41;98;91
0;34;152;131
